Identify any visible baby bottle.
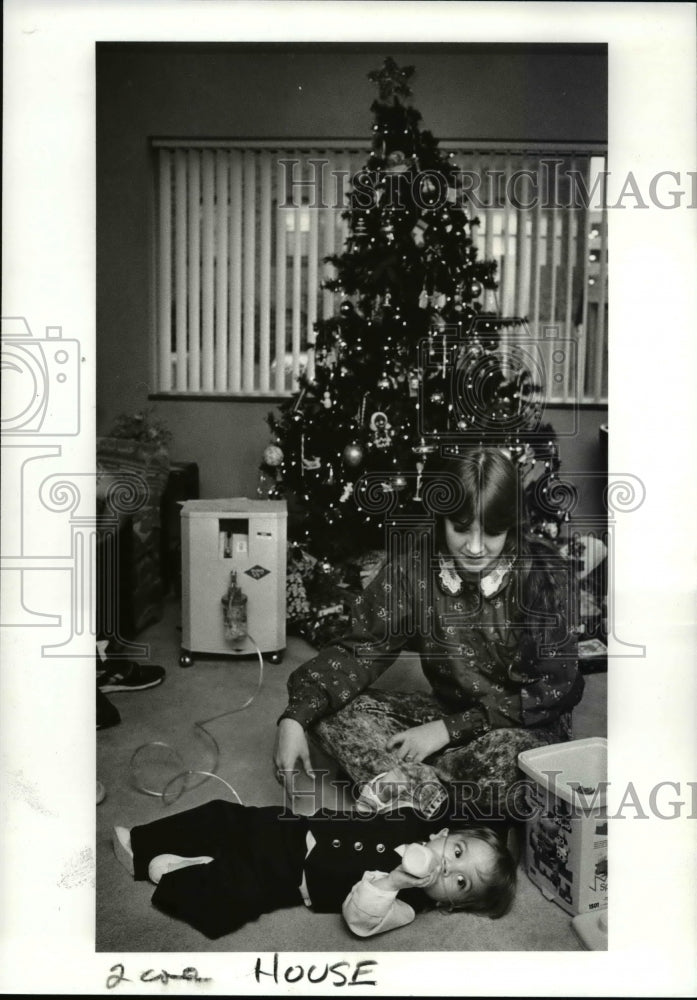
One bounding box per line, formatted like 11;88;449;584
401;842;438;878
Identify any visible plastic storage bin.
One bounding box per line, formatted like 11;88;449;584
180;498;287;665
518;737;608;916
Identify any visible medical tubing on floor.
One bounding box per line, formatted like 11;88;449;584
129;635;265;804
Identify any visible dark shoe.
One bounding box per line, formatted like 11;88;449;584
97;687;121;729
98;660;165;693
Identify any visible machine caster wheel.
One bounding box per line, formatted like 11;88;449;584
179;649;194;668
265;650;285;665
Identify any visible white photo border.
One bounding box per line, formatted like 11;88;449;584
2;1;696;995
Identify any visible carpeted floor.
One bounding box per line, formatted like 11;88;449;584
96;597;607;953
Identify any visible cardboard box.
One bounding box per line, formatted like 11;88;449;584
518;738;608;915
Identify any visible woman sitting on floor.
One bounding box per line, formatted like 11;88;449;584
273;446;583;820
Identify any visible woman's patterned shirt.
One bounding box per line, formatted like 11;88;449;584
281;542;583;745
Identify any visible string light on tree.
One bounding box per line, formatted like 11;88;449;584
342;442;364;468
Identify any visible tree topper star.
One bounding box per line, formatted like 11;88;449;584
368;57;415;102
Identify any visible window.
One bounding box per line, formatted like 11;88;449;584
152;141;365;396
151;140;607;403
457;150;608;404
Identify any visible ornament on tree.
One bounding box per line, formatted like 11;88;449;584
317;556;334;575
385;150;408;173
353;216;368;240
421;174;440;200
369;411;393;449
412;438;436;458
302;455;321;471
340;300;354;317
339;482;354;503
342;442;364;468
322;391;333;409
412;437;436;501
357;392;371;428
411;217;429;247
263;443;284;467
467;278;483;299
290;384;308;415
518;442;536;468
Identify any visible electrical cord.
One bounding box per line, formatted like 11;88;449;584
129;634;264;806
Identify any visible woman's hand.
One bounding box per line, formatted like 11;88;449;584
273;718;313;783
386;720;450;764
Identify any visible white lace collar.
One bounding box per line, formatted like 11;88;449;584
437;553;515;599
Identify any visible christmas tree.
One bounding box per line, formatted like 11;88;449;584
260;58;563;564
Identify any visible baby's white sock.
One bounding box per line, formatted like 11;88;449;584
148;854;214;885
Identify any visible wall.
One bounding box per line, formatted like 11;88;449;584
97;43;607;506
548;406;608;524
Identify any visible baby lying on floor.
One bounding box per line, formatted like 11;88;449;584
113;799;516;939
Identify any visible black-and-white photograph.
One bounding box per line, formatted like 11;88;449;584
2;2;696;995
94;40;611;956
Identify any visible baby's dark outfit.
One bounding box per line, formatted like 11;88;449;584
130;799;438;939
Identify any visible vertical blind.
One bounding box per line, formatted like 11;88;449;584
152;140;607;403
